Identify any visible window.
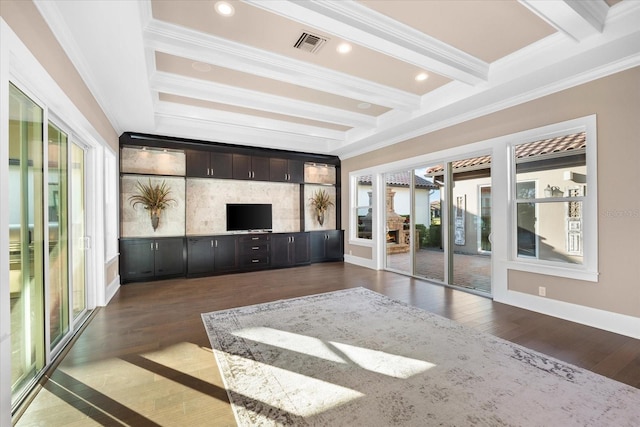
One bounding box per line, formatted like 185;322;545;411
353;174;373;240
510;124;597;279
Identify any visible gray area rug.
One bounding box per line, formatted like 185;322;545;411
201;287;639;426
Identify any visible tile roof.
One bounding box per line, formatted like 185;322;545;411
425;131;586;174
358;171;438;188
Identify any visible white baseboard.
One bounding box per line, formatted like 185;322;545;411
344;254;378;270
495;290;640;339
104;275;120;306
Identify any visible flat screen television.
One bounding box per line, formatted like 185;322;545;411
226;203;273;232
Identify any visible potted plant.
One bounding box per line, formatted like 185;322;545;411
309;189;334;226
128;179;175;231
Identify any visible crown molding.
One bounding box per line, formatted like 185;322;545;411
245;0;488;85
151;71;376;129
144;19;421;111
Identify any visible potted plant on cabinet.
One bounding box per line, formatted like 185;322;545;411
128;179;175;231
309;189;334;226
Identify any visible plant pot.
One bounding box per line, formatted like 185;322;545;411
317;211;325;226
151;214;160;231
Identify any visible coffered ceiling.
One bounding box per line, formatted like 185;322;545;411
34;0;640;158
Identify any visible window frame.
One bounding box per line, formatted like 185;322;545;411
507;116;598;282
350;172;376;246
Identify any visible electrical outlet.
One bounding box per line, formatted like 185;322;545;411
538;286;546;297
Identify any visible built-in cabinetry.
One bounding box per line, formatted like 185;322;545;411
119;132;342;284
270;158;304;183
187;235;237;277
310;230;344;263
232;153;270;180
271;232;310;267
120;237;185;282
186;150;232;179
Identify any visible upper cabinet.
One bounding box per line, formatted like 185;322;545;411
270;158;304;183
186;150;232;179
232;154;270;181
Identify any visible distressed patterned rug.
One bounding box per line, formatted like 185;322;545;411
201;287;639;426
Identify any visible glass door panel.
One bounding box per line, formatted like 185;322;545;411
48;123;69;348
413;165;445;282
449;156;492;293
9;84;46;406
71;143;87;319
384;171;411;274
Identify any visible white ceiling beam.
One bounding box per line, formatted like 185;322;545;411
156;102;347;142
519;0;609;41
244;0;489;85
144;20;421;111
150;72;377;129
154;114;334;154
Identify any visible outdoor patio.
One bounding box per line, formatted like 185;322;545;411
387;248;491;294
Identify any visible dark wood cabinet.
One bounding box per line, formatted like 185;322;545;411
213;235;238;273
271;232;310;268
237;234;270;269
269;158;304;183
310;230;343;263
186;150;232;179
187;235;237;276
233;154;270;181
120;237;185;283
187;237;215;276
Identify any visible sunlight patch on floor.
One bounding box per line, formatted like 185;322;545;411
221;355;365;418
233;327;436;378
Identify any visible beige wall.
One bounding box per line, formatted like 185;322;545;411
342;67;640;318
2;1;121;292
0;0;118;151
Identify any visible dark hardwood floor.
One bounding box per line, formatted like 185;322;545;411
15;262;640;426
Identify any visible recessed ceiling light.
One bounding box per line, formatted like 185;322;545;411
357;102;371;110
415;72;429;82
215;1;235;17
192;62;212;72
337;42;352;54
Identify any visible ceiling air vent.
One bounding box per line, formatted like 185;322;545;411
294;32;328;54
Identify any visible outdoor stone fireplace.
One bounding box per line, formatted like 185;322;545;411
386;188;409;254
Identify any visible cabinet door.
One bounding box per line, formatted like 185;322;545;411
271;234;292;267
310;231;327;263
214;235;237;272
210;152;233;179
120;239;155;281
269;158;288;182
324;230;343;261
232;154;251;180
251;156;270;181
187;237;214;276
287;159;304;183
154;238;185;277
292;232;310;265
186;150;210;178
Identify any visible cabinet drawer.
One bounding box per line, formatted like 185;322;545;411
238;234;270;244
239;253;270;267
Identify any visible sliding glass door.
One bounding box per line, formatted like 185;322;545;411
70;143;87;320
48;123;69;349
9;84;46;406
384;156;492;294
9;84;89;409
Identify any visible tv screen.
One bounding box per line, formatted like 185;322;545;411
226;203;272;232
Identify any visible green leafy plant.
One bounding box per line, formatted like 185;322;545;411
129;179;175;230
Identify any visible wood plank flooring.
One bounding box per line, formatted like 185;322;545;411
15;263;640;426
